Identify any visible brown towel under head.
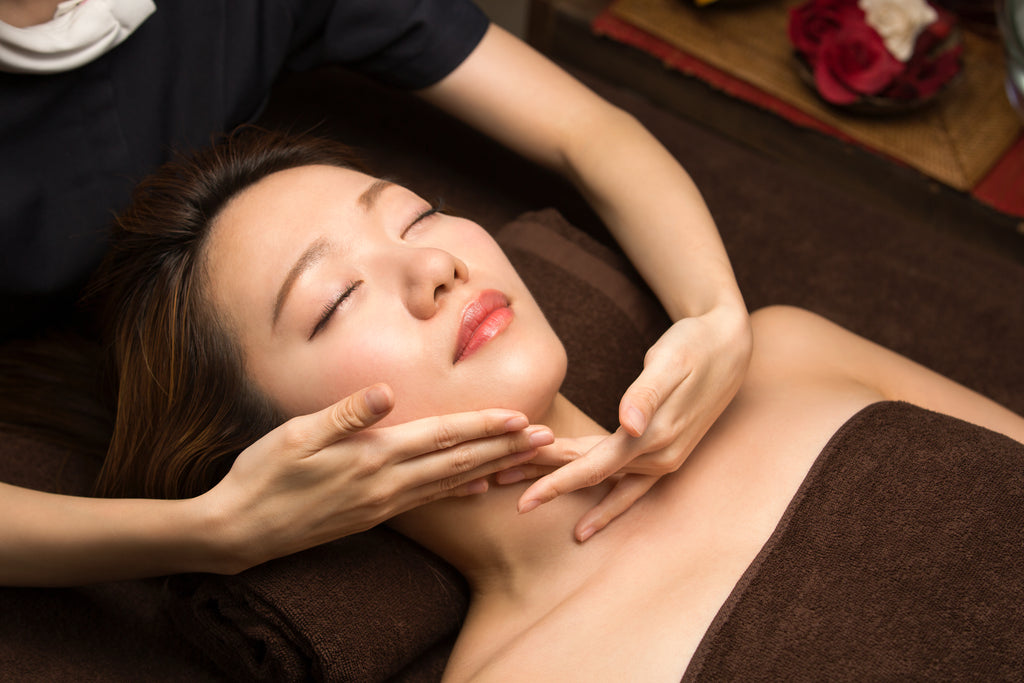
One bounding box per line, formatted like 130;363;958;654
685;401;1024;681
168;529;467;683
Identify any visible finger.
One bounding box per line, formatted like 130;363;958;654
335;421;550;520
449;477;491;496
529;436;605;468
494;464;559;485
395;446;546;511
574;474;658;542
294;383;396;450
400;425;553;489
619;360;691;437
616;434;704;476
388;409;534;462
517;431;636;513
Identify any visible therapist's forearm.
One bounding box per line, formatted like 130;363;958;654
0;481;228;586
559;106;743;322
420;25;743;322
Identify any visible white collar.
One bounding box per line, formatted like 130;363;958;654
0;0;156;74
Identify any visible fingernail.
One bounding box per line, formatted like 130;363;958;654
625;406;647;435
505;415;529;431
577;525;595;543
496;469;526;485
518;498;541;514
528;427;554;448
466;479;488;495
366;385;392;414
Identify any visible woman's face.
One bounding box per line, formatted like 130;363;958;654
203;164;567;424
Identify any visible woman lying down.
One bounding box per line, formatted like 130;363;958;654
95;130;1024;681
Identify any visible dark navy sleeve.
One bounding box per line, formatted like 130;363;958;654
281;0;490;88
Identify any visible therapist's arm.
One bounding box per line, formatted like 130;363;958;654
1;384;548;586
420;25;752;538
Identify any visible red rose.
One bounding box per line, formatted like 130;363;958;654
882;3;962;102
788;0;859;62
913;4;957;57
814;20;905;104
884;42;963;100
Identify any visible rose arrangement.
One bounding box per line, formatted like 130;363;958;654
788;0;962;106
692;0;767;7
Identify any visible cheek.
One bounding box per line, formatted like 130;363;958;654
481;324;567;421
251;335;399;420
336;335;447;423
256;226;567;423
423;313;568;424
265;320;566;426
300;334;443;420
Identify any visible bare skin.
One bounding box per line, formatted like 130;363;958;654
0;0;63;27
383;307;1024;682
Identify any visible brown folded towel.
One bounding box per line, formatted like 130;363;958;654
168;530;467;682
0;428;219;682
686;401;1024;681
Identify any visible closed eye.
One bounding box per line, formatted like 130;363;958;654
401;198;445;239
309;280;363;340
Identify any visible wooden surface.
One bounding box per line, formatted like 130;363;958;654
609;0;1020;191
528;0;1024;260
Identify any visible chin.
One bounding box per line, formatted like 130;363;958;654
384;330;567;427
490;338;568;422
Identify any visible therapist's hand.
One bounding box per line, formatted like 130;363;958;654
202;383;552;573
515;306;752;541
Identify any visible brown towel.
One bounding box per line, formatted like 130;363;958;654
685;401;1024;681
168;530;467;683
0;428;219;682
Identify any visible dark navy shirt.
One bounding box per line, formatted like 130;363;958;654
0;0;488;334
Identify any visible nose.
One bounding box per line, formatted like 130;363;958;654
403;247;468;319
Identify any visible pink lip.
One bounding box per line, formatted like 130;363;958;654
454;290;513;363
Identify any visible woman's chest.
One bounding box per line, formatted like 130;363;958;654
473;387;881;681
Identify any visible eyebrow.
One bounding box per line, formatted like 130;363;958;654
359;178;394;211
271;178;393;329
272;236;332;328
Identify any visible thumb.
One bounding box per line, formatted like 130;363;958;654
620;364;678;438
619;387;656;438
310;383;395;446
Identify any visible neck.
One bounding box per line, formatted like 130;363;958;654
0;0;63;28
388;393;636;604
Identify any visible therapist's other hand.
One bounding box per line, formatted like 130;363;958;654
517;306;752;541
203;383;552;573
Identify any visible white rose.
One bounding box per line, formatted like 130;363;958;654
858;0;938;62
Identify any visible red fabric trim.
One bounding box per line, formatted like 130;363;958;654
591;10;1023;217
973;134;1024;218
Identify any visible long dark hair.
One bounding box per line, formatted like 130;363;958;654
92;129;366;499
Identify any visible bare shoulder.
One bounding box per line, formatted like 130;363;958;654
746;306;1024;442
745;305;878;391
747;304;936;394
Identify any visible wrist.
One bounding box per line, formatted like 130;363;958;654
668;292;747;325
654;260;746;320
178;492;253;576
